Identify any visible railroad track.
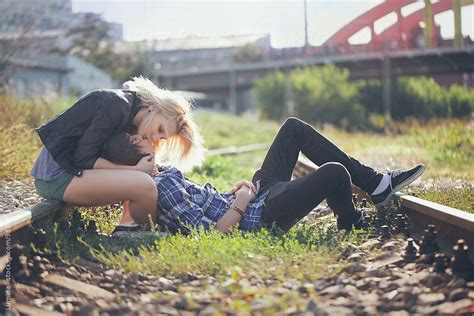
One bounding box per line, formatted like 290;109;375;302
1;144;473;314
293;156;474;260
1;145;473;258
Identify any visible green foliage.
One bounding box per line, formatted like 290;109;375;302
255;67;473;128
392;76;449;119
355;79;383;114
412;183;473;213
446;85;474;118
194;111;279;148
415;121;473;171
291;65;365;129
0;96;71;179
234;44;267;64
254;65;365;129
253;71;287;120
358;76;474;121
188;155;253;191
0;95;70;128
87;224;355;279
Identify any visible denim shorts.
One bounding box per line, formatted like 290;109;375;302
34;173;75;201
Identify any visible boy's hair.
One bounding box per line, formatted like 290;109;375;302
102;133;148;166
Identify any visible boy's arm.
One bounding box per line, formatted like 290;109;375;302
94;156;157;175
216;186;256;233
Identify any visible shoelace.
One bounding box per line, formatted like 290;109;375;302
390;169;403;177
386;170;406;190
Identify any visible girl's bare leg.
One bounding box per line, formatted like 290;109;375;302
120;201;135;226
63;169;158;225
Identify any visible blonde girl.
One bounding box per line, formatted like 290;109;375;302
31;76;204;228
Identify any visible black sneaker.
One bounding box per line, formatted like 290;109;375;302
111;225;142;238
112;225;171;238
371;164;425;209
337;208;374;230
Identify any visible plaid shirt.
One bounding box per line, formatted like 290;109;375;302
154;167;268;233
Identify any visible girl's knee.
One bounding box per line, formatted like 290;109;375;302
133;173;157;196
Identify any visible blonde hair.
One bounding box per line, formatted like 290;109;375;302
123;76;205;171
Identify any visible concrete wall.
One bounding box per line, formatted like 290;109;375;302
64;55;116;96
8;54;116;98
9;68;64;97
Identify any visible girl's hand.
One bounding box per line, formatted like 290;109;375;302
235;185;257;203
135;155;156;175
227;180;257;195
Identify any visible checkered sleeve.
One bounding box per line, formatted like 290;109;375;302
157;175;206;229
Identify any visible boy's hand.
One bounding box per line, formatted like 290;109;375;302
227;180;257;195
235;185;257;203
135;155;156;175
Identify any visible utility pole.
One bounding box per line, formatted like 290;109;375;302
229;62;237;114
304;0;309;49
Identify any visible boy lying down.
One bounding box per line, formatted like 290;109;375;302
102;118;424;237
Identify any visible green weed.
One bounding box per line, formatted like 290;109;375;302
411;183;473;213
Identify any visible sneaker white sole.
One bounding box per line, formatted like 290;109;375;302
375;165;426;209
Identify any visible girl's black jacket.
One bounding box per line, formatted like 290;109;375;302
36;89;140;177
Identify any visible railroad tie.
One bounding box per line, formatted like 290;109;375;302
43;274;115;300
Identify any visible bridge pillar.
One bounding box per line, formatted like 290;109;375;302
229;64;237;114
382;55;392;121
454;0;463;47
424;0;433;49
284;70;295;117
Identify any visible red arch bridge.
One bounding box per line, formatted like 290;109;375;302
156;0;474;116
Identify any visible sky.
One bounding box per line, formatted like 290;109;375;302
72;0;474;48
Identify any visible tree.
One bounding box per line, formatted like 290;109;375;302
291;65;365;129
0;3;37;92
234;44;267;64
253;71;287;120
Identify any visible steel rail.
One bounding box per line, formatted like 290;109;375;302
294;157;474;259
2;148;472;260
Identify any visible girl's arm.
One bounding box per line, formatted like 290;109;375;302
73;99;128;170
215;186;256;233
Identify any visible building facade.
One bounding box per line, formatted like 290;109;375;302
6;53;115;98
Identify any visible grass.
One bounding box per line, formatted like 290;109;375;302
31;207;360;313
194;110;279;149
0;95;472;211
0;95;72;179
1;95;472;182
2;95;470;311
34;205;359;280
322;120;474;180
411;183;474;214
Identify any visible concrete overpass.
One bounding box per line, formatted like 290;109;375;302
156;46;474;115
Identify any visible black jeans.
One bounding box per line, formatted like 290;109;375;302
252;117;382;232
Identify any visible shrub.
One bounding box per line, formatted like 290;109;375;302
253;71;287;120
446;85;474;118
0;95;71;179
291;65;365;129
254;65;366;129
391;76;449;119
355;79;383;115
